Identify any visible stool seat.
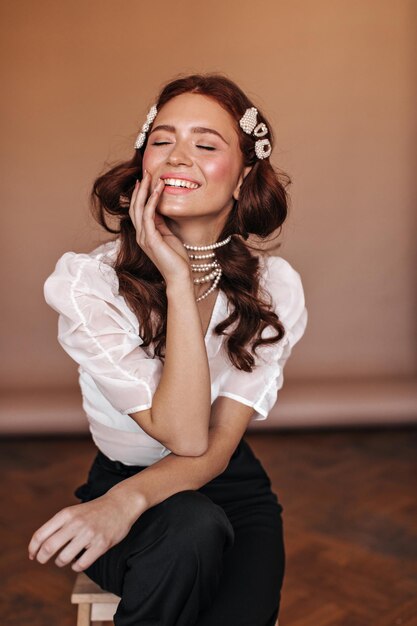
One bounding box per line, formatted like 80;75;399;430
71;572;120;625
71;572;279;625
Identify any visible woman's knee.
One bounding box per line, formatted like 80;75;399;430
162;490;235;552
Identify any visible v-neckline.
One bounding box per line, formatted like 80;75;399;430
203;289;223;342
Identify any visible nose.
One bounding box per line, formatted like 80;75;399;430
166;139;193;167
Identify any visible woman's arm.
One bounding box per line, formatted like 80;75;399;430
113;396;255;517
127;175;211;455
133;276;211;457
28;397;254;572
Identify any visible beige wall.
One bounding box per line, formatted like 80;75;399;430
1;0;416;433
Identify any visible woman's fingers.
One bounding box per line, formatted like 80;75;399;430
128;179;141;230
129;170;153;234
142;178;165;237
128;175;145;229
127;173;189;278
28;496;135;573
71;542;109;572
28;508;70;559
35;524;76;565
129;171;165;242
54;528;95;568
30;512;109;571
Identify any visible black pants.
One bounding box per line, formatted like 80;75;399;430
74;437;285;626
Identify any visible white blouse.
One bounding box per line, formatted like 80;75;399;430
44;238;308;466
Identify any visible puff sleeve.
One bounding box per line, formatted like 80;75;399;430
217;256;308;422
44;251;163;415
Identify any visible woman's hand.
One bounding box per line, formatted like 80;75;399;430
129;171;193;285
27;490;146;572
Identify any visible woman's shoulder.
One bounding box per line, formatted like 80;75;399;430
43;236;143;330
260;252;302;278
54;237;119;267
259;253;304;290
51;237;119;274
258;253;307;332
45;237;121;299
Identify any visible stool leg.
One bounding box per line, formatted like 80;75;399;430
76;603;92;626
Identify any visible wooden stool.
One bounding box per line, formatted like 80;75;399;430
71;571;279;625
71;572;119;625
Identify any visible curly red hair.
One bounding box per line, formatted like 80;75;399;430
90;72;291;371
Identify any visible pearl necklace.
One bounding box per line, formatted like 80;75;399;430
183;235;232;302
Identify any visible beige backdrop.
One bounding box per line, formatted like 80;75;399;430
1;0;416;433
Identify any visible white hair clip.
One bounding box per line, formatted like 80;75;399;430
134;104;158;149
239;106;272;159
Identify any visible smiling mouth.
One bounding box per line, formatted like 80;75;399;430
161;180;201;194
162;177;201;189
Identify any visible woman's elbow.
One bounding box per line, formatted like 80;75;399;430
171;436;209;457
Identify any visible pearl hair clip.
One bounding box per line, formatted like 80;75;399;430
134;104;158;149
239;107;272;159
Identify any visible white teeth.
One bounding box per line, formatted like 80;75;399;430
163;178;199;189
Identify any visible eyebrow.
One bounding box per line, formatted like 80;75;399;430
149;124;229;145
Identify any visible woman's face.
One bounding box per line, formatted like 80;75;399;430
142;93;251;224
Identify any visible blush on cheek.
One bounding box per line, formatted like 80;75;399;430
142;147;164;181
205;157;236;183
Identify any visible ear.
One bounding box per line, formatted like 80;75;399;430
233;165;253;201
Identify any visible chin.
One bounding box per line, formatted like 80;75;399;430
157;201;192;215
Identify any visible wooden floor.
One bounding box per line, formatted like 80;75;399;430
1;426;416;626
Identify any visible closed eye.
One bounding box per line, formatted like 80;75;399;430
152;142;216;151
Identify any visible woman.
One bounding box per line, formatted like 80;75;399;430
28;73;308;626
